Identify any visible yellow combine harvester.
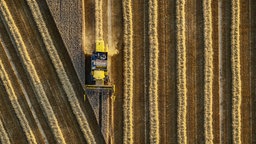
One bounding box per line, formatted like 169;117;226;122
84;40;115;100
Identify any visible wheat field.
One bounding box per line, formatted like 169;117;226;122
0;1;65;143
0;0;255;143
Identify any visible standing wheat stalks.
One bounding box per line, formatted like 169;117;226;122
148;0;159;143
123;0;134;143
231;0;241;143
203;0;214;143
176;0;187;143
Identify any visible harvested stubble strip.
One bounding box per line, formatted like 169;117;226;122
26;0;96;143
176;0;187;143
0;104;11;144
203;0;214;143
95;0;103;40
0;60;37;144
0;1;66;143
148;0;159;143
1;38;48;143
122;0;134;143
231;0;241;143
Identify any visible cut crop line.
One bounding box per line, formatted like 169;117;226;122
203;0;214;143
26;0;96;143
148;0;159;143
0;111;11;144
95;0;103;40
123;0;134;143
0;60;37;144
0;1;66;143
231;0;241;143
176;0;187;144
0;39;49;144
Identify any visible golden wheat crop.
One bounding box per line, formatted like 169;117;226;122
203;0;214;143
176;0;187;143
0;60;37;144
0;1;66;143
123;0;134;143
26;0;96;143
231;0;241;143
0;117;10;144
148;0;159;143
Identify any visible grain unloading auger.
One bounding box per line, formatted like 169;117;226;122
84;40;115;101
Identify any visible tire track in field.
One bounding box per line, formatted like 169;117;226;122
148;0;159;143
0;60;37;144
231;0;241;143
176;0;187;143
122;0;134;143
0;1;66;143
203;0;214;143
26;0;97;143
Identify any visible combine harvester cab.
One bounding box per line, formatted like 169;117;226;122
84;40;115;100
